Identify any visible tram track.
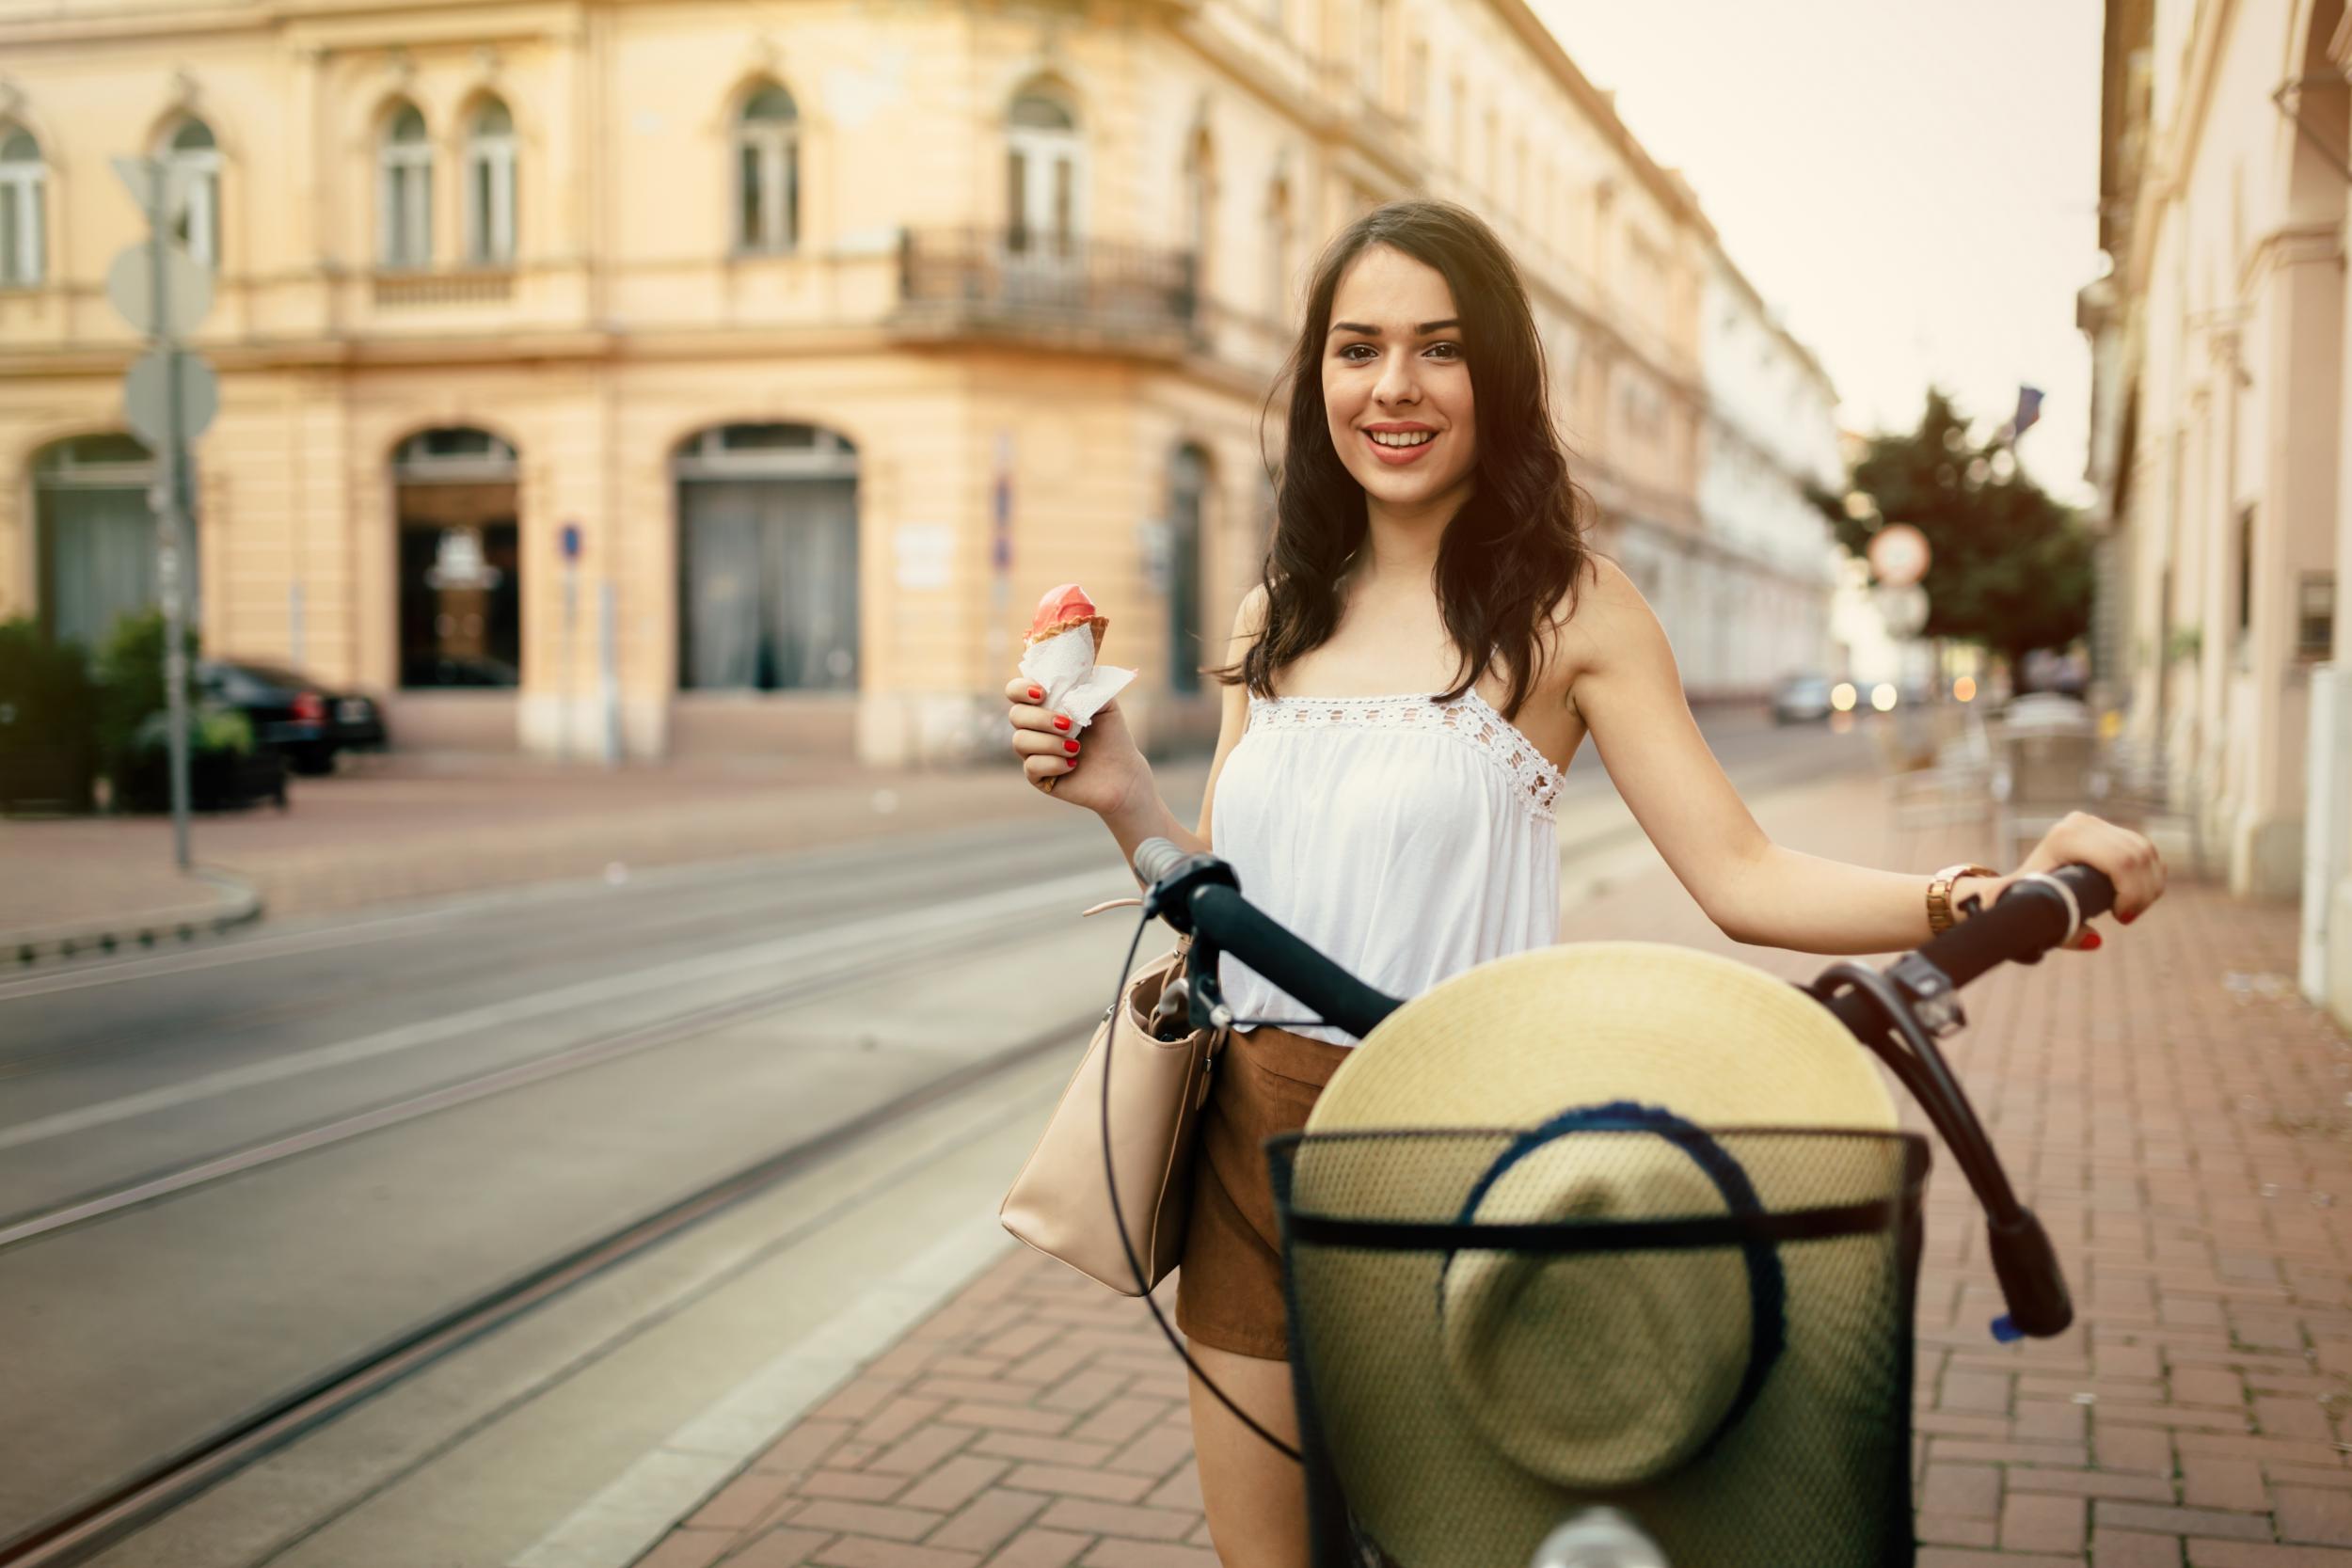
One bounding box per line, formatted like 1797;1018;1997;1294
0;878;1104;1251
0;998;1100;1568
0;829;1100;1080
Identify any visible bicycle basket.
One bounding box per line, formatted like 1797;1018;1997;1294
1268;1123;1931;1568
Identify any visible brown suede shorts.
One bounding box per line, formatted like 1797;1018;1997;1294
1173;1022;1356;1362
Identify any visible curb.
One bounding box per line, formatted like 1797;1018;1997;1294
3;868;264;967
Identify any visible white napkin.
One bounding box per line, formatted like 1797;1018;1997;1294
1019;626;1136;730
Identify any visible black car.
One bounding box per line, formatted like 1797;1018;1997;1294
197;658;388;775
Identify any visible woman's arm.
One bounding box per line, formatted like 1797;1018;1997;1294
1101;583;1265;890
1559;557;2162;953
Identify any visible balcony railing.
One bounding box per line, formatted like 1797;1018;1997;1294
373;268;516;309
895;228;1199;349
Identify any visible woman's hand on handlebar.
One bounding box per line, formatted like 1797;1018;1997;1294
1961;811;2167;951
1004;676;1152;818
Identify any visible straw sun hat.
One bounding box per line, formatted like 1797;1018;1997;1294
1286;942;1918;1567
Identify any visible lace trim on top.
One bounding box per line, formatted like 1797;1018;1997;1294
1247;688;1566;820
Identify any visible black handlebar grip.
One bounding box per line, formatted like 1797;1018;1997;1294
1190;885;1402;1040
1917;864;2118;989
1985;1207;2074;1338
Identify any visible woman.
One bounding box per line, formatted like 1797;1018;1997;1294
1003;198;2164;1566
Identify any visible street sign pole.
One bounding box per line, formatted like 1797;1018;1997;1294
146;167;193;870
111;154;218;873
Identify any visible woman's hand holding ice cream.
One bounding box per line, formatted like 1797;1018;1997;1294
1007;581;1146;814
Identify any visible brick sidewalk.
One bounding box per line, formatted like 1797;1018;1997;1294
649;768;2351;1567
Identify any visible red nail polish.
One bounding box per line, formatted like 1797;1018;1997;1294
2081;930;2103;950
1064;739;1080;754
1054;715;1072;731
1028;687;1042;701
2120;909;2136;925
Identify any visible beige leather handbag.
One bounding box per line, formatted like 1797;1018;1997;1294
998;896;1226;1295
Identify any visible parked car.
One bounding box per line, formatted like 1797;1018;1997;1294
1769;672;1836;725
197;658;388;775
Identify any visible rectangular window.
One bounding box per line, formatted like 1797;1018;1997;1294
470;161;495;262
782;141;799;249
2298;572;2335;659
1007;148;1027;252
385;163;432;268
739;143;764;249
0;183;20;283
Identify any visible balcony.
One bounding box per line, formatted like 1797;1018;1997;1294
893;228;1200;356
372;268;516;309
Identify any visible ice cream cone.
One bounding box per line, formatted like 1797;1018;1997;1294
1027;614;1107;654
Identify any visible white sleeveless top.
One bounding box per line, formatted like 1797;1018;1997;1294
1208;686;1567;1047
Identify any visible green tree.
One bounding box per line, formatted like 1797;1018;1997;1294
1808;388;2094;683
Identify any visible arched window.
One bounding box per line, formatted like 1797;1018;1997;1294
395;428;522;689
379;103;432;269
1006;87;1080;256
735;84;800;254
464;98;517;265
163;118;222;268
1;126;45;286
35;435;164;652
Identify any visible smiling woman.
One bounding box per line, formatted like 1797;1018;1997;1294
1001;197;2167;1568
1228;201;1594;729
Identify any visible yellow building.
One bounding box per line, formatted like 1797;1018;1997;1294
0;0;1724;765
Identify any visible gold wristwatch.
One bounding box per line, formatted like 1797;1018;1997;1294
1927;863;1998;934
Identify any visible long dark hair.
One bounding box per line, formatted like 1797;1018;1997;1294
1204;198;1595;724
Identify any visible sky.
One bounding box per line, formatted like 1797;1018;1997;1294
1530;0;2106;504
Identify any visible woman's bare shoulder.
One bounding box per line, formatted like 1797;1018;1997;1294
1539;556;1627;689
1238;581;1270;637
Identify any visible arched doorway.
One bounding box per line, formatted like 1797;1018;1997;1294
33;434;161;654
673;423;859;692
394;428;521;688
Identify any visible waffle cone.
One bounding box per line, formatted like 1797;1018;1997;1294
1026;614;1107;653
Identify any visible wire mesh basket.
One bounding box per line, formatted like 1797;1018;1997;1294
1268;1122;1932;1568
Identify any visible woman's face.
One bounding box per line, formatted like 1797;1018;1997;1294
1321;243;1478;518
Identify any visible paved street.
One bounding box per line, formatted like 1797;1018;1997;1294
0;708;1864;1563
622;769;2352;1568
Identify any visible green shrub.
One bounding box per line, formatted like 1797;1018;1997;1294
95;609;189;785
0;617;99;812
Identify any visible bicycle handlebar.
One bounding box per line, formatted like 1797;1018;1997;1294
1139;839;2117;1048
1135;838;2119;1341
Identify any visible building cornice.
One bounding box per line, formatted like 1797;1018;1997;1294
2236;218;2343;296
0;0;581;49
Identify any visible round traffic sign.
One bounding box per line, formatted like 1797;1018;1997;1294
107;245;214;339
124;348;220;449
